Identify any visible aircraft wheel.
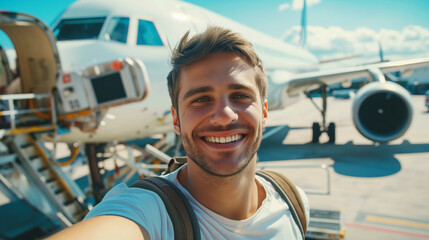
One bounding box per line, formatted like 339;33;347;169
328;122;336;143
312;122;321;143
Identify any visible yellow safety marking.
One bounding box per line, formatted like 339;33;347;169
58;109;93;120
59;146;80;166
366;215;429;230
34;143;49;161
340;228;346;239
5;125;55;136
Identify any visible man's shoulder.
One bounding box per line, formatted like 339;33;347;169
84;182;169;220
84;182;174;239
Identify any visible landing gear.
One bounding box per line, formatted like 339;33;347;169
312;122;321;143
306;85;336;144
311;122;335;143
327;122;336;143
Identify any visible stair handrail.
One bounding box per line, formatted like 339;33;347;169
0;93;55;136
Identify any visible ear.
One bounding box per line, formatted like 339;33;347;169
171;106;181;135
262;99;268;127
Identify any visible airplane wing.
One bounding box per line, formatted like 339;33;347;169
286;57;429;95
268;56;429;143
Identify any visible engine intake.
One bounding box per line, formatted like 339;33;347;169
352;81;413;142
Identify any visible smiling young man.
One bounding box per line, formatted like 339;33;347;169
47;26;309;240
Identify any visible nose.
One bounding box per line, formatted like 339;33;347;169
209;97;238;126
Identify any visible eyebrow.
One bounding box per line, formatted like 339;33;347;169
182;83;256;101
182;86;213;101
229;83;254;92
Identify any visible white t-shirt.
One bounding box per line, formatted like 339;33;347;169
85;166;310;240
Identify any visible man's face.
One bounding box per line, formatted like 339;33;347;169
172;52;268;177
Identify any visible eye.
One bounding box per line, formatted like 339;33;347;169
232;93;251;99
192;96;210;103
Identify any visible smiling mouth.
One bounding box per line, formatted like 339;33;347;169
203;134;245;144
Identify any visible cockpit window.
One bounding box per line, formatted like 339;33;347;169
54;17;105;41
137;20;163;46
103;17;129;44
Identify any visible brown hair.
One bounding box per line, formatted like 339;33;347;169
167;26;267;110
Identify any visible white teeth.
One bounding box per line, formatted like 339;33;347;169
205;134;243;143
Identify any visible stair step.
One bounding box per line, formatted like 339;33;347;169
64;197;77;206
64;199;81;217
54;188;65;194
19;143;33;148
37;166;49;172
20;146;38;159
13;135;32;147
30;157;46;170
29;155;40;160
55;190;71;205
310;209;341;220
45;179;61;193
0;154;16;166
38;168;55;180
45;177;56;183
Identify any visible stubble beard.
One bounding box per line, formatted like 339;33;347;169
180;123;263;178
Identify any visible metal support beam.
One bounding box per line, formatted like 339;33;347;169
85;143;105;203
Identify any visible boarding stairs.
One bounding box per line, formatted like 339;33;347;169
0;93;90;228
10;133;89;222
306;208;345;240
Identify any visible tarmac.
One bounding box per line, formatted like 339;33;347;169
258;94;429;240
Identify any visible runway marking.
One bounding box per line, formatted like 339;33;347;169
346;222;429;239
366;215;429;230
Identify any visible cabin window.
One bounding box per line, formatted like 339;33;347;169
104;17;130;44
55;17;106;41
137;20;163;46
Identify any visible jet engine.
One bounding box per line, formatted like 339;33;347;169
352;81;413;142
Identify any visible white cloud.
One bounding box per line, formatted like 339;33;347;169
278;0;321;11
282;25;429;61
278;3;290;11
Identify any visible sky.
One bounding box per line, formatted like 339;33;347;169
1;0;429;61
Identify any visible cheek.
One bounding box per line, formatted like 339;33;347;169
243;105;264;124
179;108;206;132
182;106;213;122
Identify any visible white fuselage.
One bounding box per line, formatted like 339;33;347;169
54;0;319;143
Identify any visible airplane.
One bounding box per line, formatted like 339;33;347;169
48;0;429;144
43;0;429;199
3;0;429;188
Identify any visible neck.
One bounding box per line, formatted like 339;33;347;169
178;157;266;220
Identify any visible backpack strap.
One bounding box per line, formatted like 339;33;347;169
256;170;307;238
162;157;187;175
131;177;201;240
